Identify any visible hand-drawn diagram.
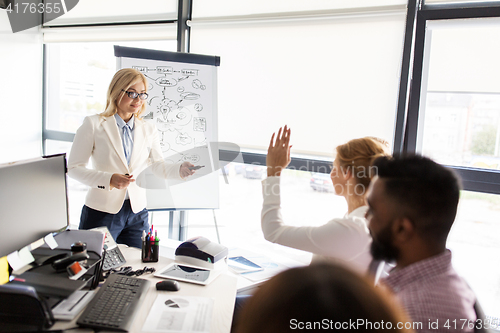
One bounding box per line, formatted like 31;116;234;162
193;117;206;132
129;63;213;165
117;48;219;211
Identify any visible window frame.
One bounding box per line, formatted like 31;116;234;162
395;0;500;194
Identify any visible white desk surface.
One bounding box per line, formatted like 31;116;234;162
158;239;307;293
52;243;237;333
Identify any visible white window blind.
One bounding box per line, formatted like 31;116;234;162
44;0;177;27
425;0;493;4
192;0;406;18
425;18;500;93
191;8;406;157
42;23;177;43
0;12;43;163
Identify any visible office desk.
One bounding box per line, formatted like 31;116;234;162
52;244;237;333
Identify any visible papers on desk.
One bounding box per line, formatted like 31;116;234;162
142;295;214;333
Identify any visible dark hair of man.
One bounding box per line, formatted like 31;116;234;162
235;263;413;333
372;154;461;245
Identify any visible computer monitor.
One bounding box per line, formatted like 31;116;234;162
0;154;69;258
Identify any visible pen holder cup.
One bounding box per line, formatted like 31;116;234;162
141;239;159;263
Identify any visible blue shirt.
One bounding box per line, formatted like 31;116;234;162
114;113;135;164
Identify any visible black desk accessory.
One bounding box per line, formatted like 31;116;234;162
175;236;228;268
0;230;105;331
103;265;156;279
9;270;87;299
51;252;90;272
103;246;127;270
142;238;159;262
156;279;180;291
0;284;55;332
91;226;127;271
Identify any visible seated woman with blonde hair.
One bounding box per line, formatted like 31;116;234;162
234;263;414;333
262;125;390;274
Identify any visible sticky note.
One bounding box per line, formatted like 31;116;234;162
30;238;45;251
7;251;25;271
6;246;35;272
0;257;9;285
18;246;35;266
44;233;58;249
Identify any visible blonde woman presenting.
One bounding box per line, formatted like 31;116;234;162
262;125;389;273
68;68;195;248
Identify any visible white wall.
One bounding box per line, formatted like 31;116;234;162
0;11;43;164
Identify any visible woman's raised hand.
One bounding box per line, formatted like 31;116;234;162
267;125;292;177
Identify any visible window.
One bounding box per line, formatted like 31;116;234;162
449;191;500;319
45;40;177;135
416;18;500;170
399;2;500;193
1;22;43;164
398;0;500;319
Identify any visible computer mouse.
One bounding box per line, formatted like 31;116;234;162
156;280;180;291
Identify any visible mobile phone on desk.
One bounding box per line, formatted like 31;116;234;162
228;256;264;274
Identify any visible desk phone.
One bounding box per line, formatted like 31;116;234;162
91;226;127;271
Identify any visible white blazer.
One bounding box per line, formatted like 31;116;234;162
68;115;182;214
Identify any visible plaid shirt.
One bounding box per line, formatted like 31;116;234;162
382;250;477;333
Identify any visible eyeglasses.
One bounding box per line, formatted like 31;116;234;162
121;90;148;100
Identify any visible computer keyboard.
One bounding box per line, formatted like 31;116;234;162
77;274;150;332
103;247;127;271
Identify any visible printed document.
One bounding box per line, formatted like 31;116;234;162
142;295;213;332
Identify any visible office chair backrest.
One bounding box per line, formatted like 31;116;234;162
0;284;54;332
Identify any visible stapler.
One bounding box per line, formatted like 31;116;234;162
52;253;89;273
33;253;68;267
